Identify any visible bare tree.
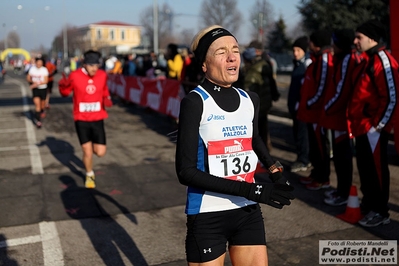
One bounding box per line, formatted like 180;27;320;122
287;22;306;40
199;0;242;35
0;31;21;50
7;31;20;48
51;25;84;58
140;3;178;50
248;0;275;47
179;29;195;47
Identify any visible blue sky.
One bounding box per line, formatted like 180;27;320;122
1;0;301;51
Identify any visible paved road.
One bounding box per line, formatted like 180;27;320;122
0;72;398;265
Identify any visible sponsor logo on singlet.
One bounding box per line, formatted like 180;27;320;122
224;139;243;153
207;114;225;121
222;125;247;137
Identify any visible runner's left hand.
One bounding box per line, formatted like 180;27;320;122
269;172;290;185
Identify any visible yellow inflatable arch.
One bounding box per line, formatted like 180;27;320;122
0;48;31;61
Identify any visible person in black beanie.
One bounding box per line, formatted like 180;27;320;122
288;36;312;172
355;19;386;43
348;20;399;227
297;29;333;190
320;28;357;206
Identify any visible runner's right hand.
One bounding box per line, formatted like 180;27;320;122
58;73;70;87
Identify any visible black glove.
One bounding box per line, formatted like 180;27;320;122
240;182;295;209
269;171;290;185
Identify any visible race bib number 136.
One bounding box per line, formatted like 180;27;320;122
207;138;257;183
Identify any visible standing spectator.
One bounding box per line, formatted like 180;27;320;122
70;57;78;72
267;55;278;80
166;43;184;80
110;56;123;74
175;25;294;265
287;36;312;172
122;54;137;76
180;49;191;83
243;41;279;151
58;50;113;189
27;56;49;128
321;29;358;206
0;61;5;82
181;53;204;94
44;55;58;110
297;29;333;190
142;53;154;77
348;20;399;227
105;56;116;73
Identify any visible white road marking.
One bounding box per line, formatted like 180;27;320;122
0;235;41;248
0;128;26;133
9;78;44;174
0;222;64;265
0;117;25;121
40;221;64;266
0;145;31;151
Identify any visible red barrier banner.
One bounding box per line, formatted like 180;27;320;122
107;74;183;118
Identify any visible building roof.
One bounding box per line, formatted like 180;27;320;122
90;21;139;27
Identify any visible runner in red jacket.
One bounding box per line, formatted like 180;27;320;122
349;20;399;227
59;50;113;189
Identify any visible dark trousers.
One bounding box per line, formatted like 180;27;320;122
331;131;353;198
308;123;330;183
291;112;310;164
355;131;390;217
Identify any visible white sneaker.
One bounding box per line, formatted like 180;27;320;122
324;189;337;198
358;211;390;227
324;195;348;206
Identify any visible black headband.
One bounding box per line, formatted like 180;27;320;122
194;28;236;65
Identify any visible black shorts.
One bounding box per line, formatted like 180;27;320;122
75;120;106;145
32;88;47;100
47;81;54;93
185;204;266;263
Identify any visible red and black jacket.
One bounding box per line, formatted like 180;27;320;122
347;44;399;138
320;50;360;131
297;47;334;124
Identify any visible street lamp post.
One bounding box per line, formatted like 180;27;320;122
258;12;264;46
63;0;68;60
3;23;8;50
153;0;159;55
2;23;8;66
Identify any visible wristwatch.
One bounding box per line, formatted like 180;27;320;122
268;161;284;173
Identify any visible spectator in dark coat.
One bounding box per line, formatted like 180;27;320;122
287;36;312;172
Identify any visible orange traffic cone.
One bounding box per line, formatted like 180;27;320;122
336;185;363;224
255;161;267;174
